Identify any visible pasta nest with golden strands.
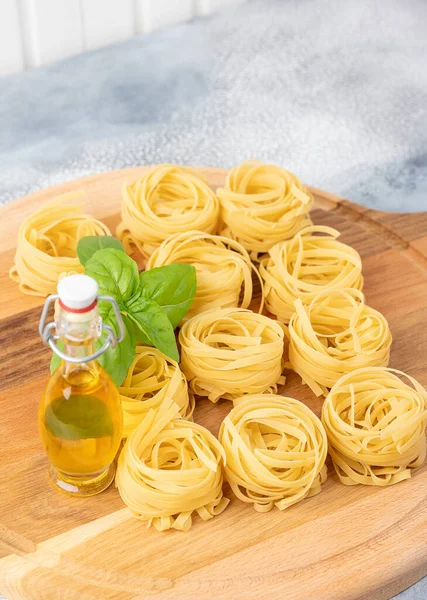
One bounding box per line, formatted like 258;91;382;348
117;164;219;258
179;307;286;402
116;400;229;531
118;346;195;438
322;367;427;486
260;225;363;323
10;193;110;296
288;288;392;396
219;394;328;511
217;160;313;260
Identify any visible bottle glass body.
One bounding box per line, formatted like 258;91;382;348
38;305;123;496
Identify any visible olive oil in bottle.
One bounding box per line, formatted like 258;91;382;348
38;274;124;496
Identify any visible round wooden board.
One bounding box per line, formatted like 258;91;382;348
1;167;427;600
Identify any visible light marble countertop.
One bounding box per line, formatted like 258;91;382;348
0;0;426;212
0;1;426;599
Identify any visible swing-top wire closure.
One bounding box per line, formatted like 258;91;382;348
38;294;125;364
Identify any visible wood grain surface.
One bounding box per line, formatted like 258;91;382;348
1;167;427;600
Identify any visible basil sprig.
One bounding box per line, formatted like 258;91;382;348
50;239;196;385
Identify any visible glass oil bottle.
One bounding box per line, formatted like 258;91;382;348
38;274;124;496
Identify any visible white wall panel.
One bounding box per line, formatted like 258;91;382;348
18;0;84;68
135;0;194;34
0;0;248;75
81;0;135;51
0;0;24;76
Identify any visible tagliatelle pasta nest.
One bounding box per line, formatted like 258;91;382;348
217;160;313;260
219;394;328;511
289;288;392;396
117;164;220;258
322;367;427;486
116;400;229;531
118;346;195;438
260;225;364;323
146;230;263;319
9;194;110;296
179;307;286;402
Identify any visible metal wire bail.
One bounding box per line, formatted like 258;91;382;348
39;294;125;364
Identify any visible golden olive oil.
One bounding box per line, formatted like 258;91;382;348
39;359;123;495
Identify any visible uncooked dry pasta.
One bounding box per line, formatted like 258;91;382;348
9;193;110;296
219;394;327;511
119;346;195;438
260;225;363;323
322;367;427;486
179;307;285;402
117;165;219;258
147;230;263;319
289;288;392;396
116;399;229;531
217;160;313;259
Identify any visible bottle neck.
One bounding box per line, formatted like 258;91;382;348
63;338;96;360
56;304;101;377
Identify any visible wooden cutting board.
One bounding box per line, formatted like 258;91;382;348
1;167;427;600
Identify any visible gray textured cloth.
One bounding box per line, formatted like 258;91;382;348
1;1;426;599
0;0;426;211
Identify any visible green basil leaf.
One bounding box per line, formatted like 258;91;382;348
97;311;136;386
77;236;124;266
45;394;113;440
139;264;196;328
85;248;139;306
126;294;179;362
50;339;64;373
131;322;151;345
